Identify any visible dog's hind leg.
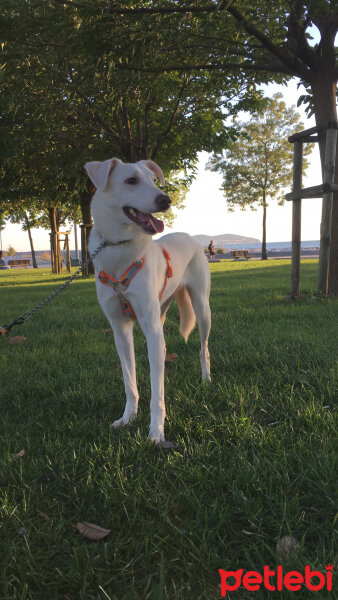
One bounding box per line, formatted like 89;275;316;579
110;319;139;428
186;285;211;383
160;296;174;359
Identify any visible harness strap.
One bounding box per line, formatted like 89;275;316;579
98;247;172;321
159;246;173;300
98;257;145;321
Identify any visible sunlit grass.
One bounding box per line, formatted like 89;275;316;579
1;260;337;599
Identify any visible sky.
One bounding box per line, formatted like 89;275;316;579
1;79;323;253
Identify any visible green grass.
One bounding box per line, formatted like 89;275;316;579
0;260;337;599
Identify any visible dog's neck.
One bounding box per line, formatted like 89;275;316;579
103;239;132;247
91;232;153;278
92;222;152;253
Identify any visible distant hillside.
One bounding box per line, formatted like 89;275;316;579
193;234;260;247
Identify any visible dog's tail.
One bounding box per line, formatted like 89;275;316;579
175;286;196;342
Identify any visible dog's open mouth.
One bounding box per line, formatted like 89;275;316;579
123;206;164;234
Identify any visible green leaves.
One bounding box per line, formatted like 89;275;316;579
208;93;313;211
1;0;272;231
2;0;334;238
207;93;313;254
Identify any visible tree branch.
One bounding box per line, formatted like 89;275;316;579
53;0;88;9
150;80;188;158
226;4;311;80
117;60;294;76
285;1;319;70
52;0;229;14
53;69;145;151
52;0;313;82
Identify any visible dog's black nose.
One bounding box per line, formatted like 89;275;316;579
156;194;172;211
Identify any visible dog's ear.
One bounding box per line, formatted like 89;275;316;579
141;160;165;186
84;158;121;191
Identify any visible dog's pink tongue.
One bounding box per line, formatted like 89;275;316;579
138;211;164;234
149;214;164;234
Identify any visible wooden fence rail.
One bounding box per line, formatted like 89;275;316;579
286;121;337;297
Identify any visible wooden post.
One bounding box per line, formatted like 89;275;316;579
74;223;79;260
50;231;70;274
50;232;58;274
57;232;63;273
80;224;93;277
49;233;54;273
65;232;71;272
290;141;303;297
80;224;87;276
317;128;338;295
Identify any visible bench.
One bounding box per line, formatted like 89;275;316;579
8;259;31;267
230;250;251;260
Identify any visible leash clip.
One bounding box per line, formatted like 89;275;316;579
1;313;30;336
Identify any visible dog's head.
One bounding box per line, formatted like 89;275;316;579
85;158;171;235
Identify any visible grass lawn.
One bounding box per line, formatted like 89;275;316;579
0;259;337;599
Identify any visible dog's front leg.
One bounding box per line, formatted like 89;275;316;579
110;318;139;428
138;313;166;443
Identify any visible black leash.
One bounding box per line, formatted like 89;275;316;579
1;240;128;337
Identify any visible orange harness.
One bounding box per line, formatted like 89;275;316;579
98;246;173;321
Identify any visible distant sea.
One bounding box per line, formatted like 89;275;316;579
223;240;320;251
3;241;320;268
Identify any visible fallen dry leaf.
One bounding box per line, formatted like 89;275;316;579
36;509;51;521
75;521;111;540
18;527;28;538
11;449;25;460
9;336;27;344
165;353;178;363
276;536;299;560
102;328;113;334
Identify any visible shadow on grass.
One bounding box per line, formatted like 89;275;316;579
0;274;96;288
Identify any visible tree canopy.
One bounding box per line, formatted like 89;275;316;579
1;0;337;289
0;0;265;222
208;94;313;258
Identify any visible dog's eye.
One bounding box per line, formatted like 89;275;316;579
125;177;138;185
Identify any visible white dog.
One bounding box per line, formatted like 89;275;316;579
85;158;211;444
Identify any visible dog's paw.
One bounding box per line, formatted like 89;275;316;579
111;417;125;429
201;368;211;383
111;412;137;429
148;426;165;445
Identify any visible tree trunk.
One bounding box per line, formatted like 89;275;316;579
55;207;63;272
24;212;38;268
80;185;94;275
328;147;338;296
261;192;268;260
74;222;79;260
48;206;62;273
311;74;338;295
